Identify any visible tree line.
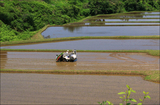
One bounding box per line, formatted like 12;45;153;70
0;0;159;42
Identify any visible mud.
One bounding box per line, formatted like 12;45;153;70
1;73;159;104
1;52;159;70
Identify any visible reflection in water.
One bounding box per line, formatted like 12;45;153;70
111;15;159;18
1;39;159;50
124;12;160;15
0;51;7;69
56;62;77;67
63;26;82;32
96;15;144;19
0;52;159;71
41;26;159;38
43;35;50;39
120;18;138;21
143;15;160;18
142;12;160;15
94;19;159;22
119;15;143;18
104;23;159;25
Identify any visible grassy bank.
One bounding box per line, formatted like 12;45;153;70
1;49;160;56
1;35;160;46
0;69;159;83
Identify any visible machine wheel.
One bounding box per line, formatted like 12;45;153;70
63;58;67;62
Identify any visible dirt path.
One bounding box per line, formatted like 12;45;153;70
1;73;159;104
1;51;159;70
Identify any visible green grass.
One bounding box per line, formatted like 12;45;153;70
1;49;160;56
1;69;159;83
30;25;48;40
1;11;159;45
63;16;92;25
1;35;159;46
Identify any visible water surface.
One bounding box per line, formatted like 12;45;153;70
142;12;160;15
104;23;159;25
41;26;159;38
78;23;159;25
94;19;159;22
96;15;160;18
143;15;160;18
1;52;159;70
1;39;159;50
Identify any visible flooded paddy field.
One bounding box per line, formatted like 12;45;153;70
71;22;160;26
140;12;160;15
98;11;160;16
41;11;159;38
1;39;159;50
1;51;159;70
87;11;160;19
1;73;159;104
41;26;159;38
95;15;160;18
83;11;159;23
96;16;160;19
103;23;159;25
77;11;160;26
143;15;159;18
85;19;160;22
1;11;159;105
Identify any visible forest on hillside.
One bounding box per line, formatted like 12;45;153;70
0;0;159;42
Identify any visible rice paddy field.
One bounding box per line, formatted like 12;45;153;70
1;11;160;104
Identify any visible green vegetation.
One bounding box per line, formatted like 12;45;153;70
0;20;38;41
1;49;160;56
1;35;159;46
0;0;159;42
1;69;159;83
98;85;151;105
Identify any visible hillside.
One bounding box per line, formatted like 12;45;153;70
0;0;159;42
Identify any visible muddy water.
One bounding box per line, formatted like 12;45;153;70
1;52;159;70
1;39;159;50
41;26;159;38
1;73;159;104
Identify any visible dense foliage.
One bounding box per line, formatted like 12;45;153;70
0;0;159;42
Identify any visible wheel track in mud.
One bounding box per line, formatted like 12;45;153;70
1;52;159;71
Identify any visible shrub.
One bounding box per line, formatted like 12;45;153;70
98;85;151;105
